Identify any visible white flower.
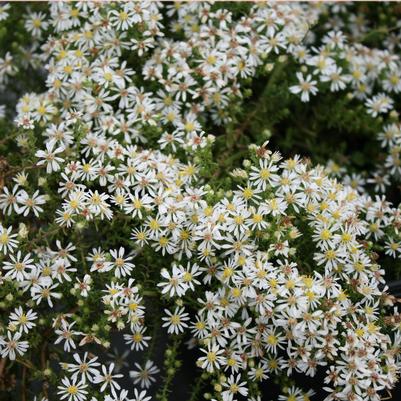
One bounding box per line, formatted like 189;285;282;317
109;247;135;278
130;360;160;389
221;374;248;401
0;331;29;360
31;282;62;308
67;352;100;383
25;11;49;37
9;307;37;334
0;185;21;215
289;72;318;102
3;251;35;282
16;190;46;217
0;225;18;254
0;3;10;21
57;376;88;401
365;93;394;118
54;321;82;352
198;344;225;372
35;140;65;173
93;363;123;396
123;326;151;351
162;307;190;334
132;388;151;401
74;274;92;297
157;264;187;297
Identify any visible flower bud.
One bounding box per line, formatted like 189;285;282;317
18;223;29;239
207;134;215;143
243;159;251;168
265;63;274;72
38;177;47;186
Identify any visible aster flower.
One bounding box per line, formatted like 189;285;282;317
93;363;123;396
162;307;190;334
0;331;29;360
0;225;18;254
3;251;35;282
130;360;160;389
35;140;65;173
289;72;318;102
57;377;88;401
9;307;37;334
67;352;101;383
16;190;46;217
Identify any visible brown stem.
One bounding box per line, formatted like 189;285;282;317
15;358;34;370
0;358;6;391
0;358;6;377
21;366;27;401
41;342;49;399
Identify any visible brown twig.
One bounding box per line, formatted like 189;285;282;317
15;358;34;370
0;358;6;391
21;366;27;401
41;341;49;400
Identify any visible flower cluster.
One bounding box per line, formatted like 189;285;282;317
13;1;317;150
286;4;401;194
1;3;401;401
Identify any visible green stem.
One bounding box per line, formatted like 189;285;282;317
157;337;182;401
187;375;205;401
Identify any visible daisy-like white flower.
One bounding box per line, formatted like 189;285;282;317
0;185;21;215
221;374;248;401
157;264;186;297
9;307;37;334
74;274;92;297
57;376;88;401
108;7;139;31
365;93;394;117
3;251;35;282
162;307;190;334
289;72;318;102
54;321;82;352
263;327;285;354
0;331;29;360
93;363;123;396
67;352;101;383
0;225;18;254
132;388;151;401
123;326;151;351
278;385;304;401
16;190;46;217
109;247;135;278
198;344;225;373
320;65;350;92
35;140;65;173
25;11;49;37
124;192;153;219
15;113;35;129
385;240;401;258
130;360;160;389
182;262;201;291
249;158;279;191
0;3;10;21
31;282;62;308
85;190;112;220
